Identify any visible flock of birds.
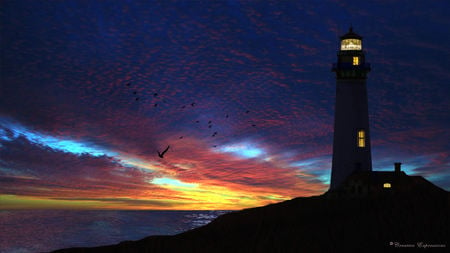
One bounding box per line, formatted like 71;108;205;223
125;82;256;159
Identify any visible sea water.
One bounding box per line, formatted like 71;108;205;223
0;210;231;253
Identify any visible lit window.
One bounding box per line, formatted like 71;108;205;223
341;39;362;50
357;130;365;148
383;183;391;188
353;56;359;65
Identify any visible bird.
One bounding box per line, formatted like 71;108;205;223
126;83;131;86
133;91;137;94
135;97;140;101
208;120;212;124
154;93;158;97
212;132;217;137
181;105;186;109
179;136;183;139
195;120;200;123
191;102;196;107
157;145;170;158
226;114;229;118
154;103;158;107
246;110;250;114
208;125;212;128
252;124;256;127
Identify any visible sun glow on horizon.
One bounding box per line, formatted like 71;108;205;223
0;119;335;210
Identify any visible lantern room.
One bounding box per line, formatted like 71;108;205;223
332;27;370;79
340;27;363;51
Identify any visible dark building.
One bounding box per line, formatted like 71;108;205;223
330;27;372;190
327;162;448;200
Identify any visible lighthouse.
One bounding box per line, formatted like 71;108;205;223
330;27;372;190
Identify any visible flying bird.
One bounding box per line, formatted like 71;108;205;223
135;97;140;101
133;91;137;94
126;83;131;86
191;102;196;107
154;103;158;107
246;110;250;114
226;114;229;118
157;145;170;158
154;93;158;97
179;136;184;139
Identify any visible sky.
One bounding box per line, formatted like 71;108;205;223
1;0;449;210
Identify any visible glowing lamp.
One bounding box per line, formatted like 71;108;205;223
341;38;362;51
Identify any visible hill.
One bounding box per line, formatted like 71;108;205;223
53;175;449;252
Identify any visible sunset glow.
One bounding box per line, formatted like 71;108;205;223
1;0;449;210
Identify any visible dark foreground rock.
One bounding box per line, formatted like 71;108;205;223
53;177;449;253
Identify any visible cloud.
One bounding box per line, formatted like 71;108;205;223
50;197;184;207
0;0;449;209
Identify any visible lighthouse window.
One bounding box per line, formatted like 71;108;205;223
353;57;359;66
357;130;365;148
341;39;362;50
383;183;391;188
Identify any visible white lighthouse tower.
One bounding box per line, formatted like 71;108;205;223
330;27;372;190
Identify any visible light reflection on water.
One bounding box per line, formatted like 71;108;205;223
0;210;231;253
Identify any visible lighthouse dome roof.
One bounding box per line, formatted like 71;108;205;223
340;27;363;40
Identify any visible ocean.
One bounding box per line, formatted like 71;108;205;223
0;210;231;253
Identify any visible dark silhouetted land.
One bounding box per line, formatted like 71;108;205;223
53;175;449;253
